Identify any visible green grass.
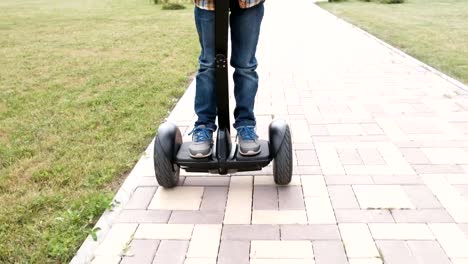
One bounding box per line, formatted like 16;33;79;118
0;0;199;262
318;0;468;85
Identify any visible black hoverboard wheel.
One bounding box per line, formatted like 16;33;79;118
154;122;182;188
270;120;293;185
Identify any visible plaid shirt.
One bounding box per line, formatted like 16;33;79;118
194;0;264;10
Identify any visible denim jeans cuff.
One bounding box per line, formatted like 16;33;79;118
233;121;256;129
194;122;217;131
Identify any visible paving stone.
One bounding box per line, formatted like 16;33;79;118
422;148;468;164
334;209;394;223
116;210;171;223
350;135;388;142
328;185;360;209
353;185;414;209
305;197;336;224
200;187;228;211
296;150;320;166
398;120;442;134
411;103;433;113
217;240;250;264
169;211;224;224
315;144;346;175
459;224;468;237
235;167;273;176
371;175;423;184
391;209;454;223
451;259;468;264
250;240;314;259
444;175;468;184
280;225;341;240
422;175;468;222
313;241;348;264
309;125;329;136
94;224;138;256
337;148;364;165
125;187;157;210
407;241;451;264
138;177;159;187
134;224;193;240
290;120;313;143
368;223;434;240
348;259;382;264
295;166;322;175
278;186;305;210
301;175;328;197
250;260;314;264
294;143;316;150
153;240;189;264
130;158;155;177
361;123;384;135
412;164;465;174
253;186;278;210
375;240;417;264
325;175;374;185
447;175;468;184
222;225;280;240
318;104;350;115
186;225;221;258
120;240;159;264
377;143;417;175
344;165;393;176
454;184;468;199
375;118;409;141
255;175;301;186
288;108;306;117
400;148;431;164
148;186;204;210
358;149;386;165
402;185;443;209
252;210;308;224
184;258;216;264
327;124;364;136
429;224;468;258
179;177;186;185
183;177;230;186
339;224;379;258
224;177;253;224
91;256;121;264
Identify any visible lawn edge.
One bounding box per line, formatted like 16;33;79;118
316;2;468;94
70;80;196;264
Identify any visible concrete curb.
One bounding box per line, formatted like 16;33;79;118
315;3;468;94
69;81;196;264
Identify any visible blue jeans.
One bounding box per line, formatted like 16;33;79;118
194;1;264;131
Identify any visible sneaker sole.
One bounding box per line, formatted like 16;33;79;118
239;149;261;156
189;149;212;159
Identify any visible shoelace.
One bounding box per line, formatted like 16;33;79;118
237;126;258;141
189;127;212;142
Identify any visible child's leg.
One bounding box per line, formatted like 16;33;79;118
194;7;217;131
230;2;264;156
230;2;265;129
189;7;217;158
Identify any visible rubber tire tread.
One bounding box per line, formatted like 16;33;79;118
154;138;180;188
273;126;292;185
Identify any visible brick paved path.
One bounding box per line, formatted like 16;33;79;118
74;0;468;263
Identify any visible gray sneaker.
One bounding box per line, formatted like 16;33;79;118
189;125;214;158
237;126;261;156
